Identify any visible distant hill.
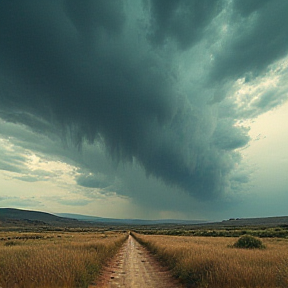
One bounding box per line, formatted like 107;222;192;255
56;213;207;225
220;216;288;227
0;208;206;227
0;208;79;227
1;208;287;229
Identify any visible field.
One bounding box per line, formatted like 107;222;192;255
133;232;288;288
0;230;128;288
1;208;288;288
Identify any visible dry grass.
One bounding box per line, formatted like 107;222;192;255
133;233;288;288
0;231;128;288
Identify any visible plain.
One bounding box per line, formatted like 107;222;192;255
133;232;288;288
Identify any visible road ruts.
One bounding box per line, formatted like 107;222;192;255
93;235;183;288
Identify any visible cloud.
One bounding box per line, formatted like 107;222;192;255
76;173;111;189
64;0;125;37
0;0;288;211
146;0;223;49
218;57;288;119
210;0;288;82
13;175;45;183
212;119;250;150
0;138;28;174
233;0;273;16
0;196;42;208
47;196;90;207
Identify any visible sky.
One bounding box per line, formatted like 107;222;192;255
0;0;288;221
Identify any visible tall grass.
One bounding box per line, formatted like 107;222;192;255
133;233;288;288
0;231;127;288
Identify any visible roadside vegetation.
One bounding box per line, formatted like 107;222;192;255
133;224;288;238
133;232;288;288
0;230;128;288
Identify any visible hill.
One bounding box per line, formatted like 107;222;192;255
56;213;207;225
220;216;288;227
1;208;288;230
0;208;80;227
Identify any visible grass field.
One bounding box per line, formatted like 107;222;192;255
0;230;128;288
133;232;288;288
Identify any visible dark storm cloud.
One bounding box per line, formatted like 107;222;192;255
64;0;124;36
0;0;287;202
233;0;272;16
76;173;111;189
212;120;250;150
147;0;223;49
210;0;288;82
0;0;173;146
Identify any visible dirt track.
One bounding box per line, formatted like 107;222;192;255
92;235;182;288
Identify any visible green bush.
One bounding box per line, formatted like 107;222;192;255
233;235;265;249
4;240;18;246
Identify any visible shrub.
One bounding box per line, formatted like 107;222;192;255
4;241;18;247
233;235;265;249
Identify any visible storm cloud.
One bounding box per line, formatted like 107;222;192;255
147;0;223;49
1;0;288;206
210;0;288;82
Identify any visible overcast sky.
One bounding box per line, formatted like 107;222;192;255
1;0;288;220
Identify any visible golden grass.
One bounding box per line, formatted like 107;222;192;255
133;233;288;288
0;231;128;288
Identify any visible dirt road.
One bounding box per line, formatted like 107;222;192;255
92;235;182;288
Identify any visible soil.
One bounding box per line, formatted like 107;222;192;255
90;235;183;288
